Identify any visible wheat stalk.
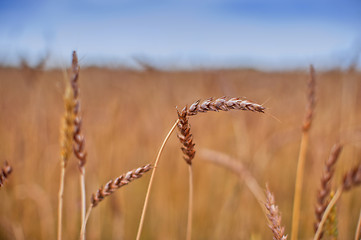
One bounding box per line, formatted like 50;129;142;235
314;162;361;240
355;209;361;240
265;184;288;240
314;144;342;239
0;161;12;188
199;149;266;211
136;120;179;240
57;52;77;240
291;65;316;240
80;164;152;239
68;51;89;240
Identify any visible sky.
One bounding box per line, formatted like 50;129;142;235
0;0;360;70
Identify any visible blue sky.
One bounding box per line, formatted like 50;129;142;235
0;0;360;70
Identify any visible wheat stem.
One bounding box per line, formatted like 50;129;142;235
186;165;193;240
80;206;92;240
314;187;342;240
355;209;361;240
291;132;309;240
57;166;65;240
265;184;288;240
136;120;179;240
80;169;86;240
291;65;316;240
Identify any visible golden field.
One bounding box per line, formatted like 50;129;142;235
0;64;360;239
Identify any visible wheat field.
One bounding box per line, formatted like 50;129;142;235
0;62;360;239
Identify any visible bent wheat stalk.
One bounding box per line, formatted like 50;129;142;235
136;120;179;240
57;52;77;240
80;164;152;239
291;65;316;240
199;149;266;212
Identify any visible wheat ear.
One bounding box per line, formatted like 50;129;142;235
0;161;12;188
187;96;265;116
80;164;152;239
177;97;264;240
57;53;77;240
69;51;89;240
314;162;361;240
291;65;316;240
177;107;195;165
136;120;179;240
177;107;195;240
314;144;342;239
265;184;288;240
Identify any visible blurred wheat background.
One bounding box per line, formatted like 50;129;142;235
0;63;360;239
1;0;361;239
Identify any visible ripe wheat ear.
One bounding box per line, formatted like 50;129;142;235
265;184;288;240
81;164;152;240
177;97;264;240
57;51;78;240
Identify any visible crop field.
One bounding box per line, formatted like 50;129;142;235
0;56;360;240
